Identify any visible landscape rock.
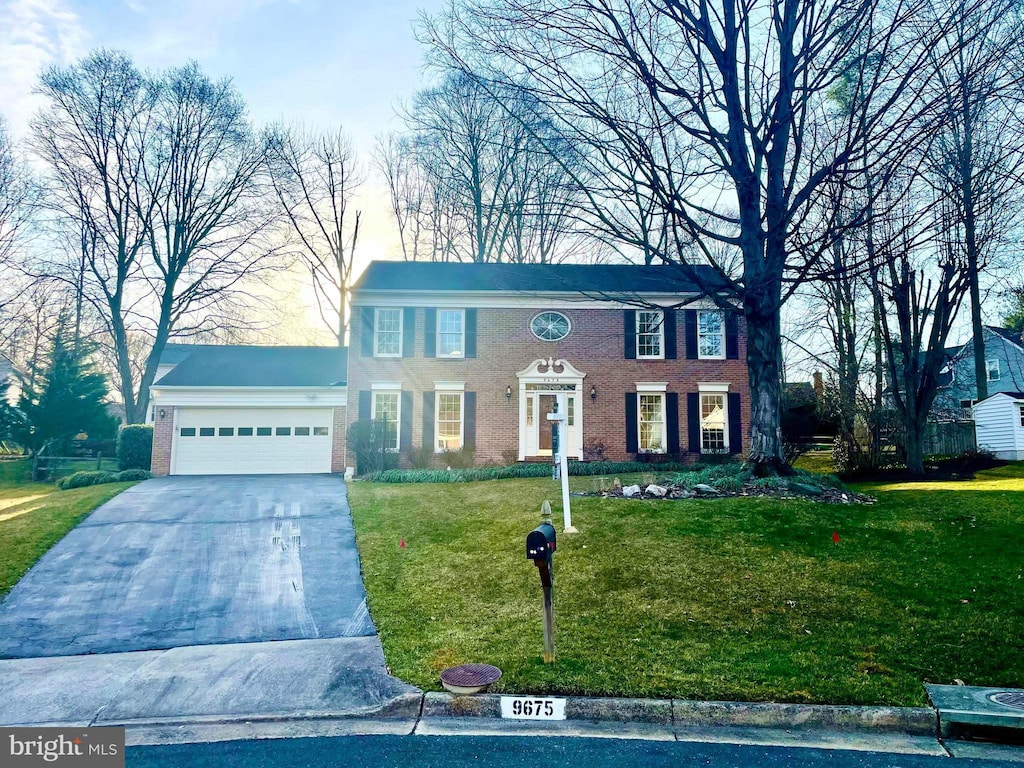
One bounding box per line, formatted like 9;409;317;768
622;484;642;498
645;484;668;497
692;484;721;495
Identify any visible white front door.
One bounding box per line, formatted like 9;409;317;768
172;407;333;475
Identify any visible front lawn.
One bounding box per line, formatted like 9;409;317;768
0;465;136;598
348;464;1024;706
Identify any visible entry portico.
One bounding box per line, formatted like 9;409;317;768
518;358;586;461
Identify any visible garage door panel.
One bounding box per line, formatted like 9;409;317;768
172;408;334;475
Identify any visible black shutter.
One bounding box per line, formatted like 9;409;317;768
360;307;374;357
465;309;477;358
624;310;637;359
422;392;435;451
726;312;740;360
403;308;416;358
664;311;678;359
687;392;700;452
424;308;436;357
685;310;698;359
625;393;638;453
464;391;477;449
728;392;742;454
400;391;413;452
358;390;371;421
666;392;680;454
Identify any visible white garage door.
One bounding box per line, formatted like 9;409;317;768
172;407;334;475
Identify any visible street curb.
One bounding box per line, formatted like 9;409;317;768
422;693;937;736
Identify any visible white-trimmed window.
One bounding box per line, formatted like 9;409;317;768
987;359;1001;382
638;393;666;452
436;392;464;451
636;311;664;359
698;311;725;359
700;392;728;452
374;309;402;357
372;391;400;450
438;309;465;358
1019;406;1024;427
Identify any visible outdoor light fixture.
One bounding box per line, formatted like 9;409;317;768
159;409;167;419
590;385;597;401
506;385;512;400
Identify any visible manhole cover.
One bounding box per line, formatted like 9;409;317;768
440;664;502;694
990;692;1024;710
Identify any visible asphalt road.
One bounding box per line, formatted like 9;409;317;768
0;475;374;658
127;735;1022;768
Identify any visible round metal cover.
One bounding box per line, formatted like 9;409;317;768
440;663;502;688
990;692;1024;710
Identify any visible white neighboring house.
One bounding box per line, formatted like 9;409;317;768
973;391;1024;460
149;345;348;476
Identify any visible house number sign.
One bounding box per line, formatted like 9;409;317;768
500;696;567;720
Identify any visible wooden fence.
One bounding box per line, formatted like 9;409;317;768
922;421;977;457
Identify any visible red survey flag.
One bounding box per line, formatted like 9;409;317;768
832;531;841;544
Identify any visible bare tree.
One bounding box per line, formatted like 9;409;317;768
31;51;277;423
923;0;1024;402
424;0;977;473
267;125;363;345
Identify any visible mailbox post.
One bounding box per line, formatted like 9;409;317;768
526;501;557;663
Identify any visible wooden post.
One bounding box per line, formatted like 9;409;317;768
539;500;555;663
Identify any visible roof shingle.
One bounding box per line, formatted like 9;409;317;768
156;346;348;387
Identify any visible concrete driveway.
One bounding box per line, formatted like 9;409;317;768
0;475;375;658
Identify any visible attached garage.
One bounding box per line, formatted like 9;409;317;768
172;407;334;475
150;346;348;477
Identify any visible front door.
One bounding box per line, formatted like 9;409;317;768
538;395;557;453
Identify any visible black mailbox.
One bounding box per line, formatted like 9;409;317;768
526;522;557;560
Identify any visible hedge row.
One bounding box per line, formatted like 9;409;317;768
56;468;151;490
365;460;697;484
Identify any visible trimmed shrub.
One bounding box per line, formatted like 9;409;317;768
57;469;146;490
118;424;153;470
365;460;693;484
117;469;150;482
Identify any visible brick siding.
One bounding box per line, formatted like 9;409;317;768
151;406;175;476
347;307;749;469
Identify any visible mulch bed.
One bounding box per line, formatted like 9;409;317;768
576;479;876;504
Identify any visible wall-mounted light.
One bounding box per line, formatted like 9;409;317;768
506;385;512;401
590;385;597;401
159;409;167;420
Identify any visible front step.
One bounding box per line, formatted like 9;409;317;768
926;684;1024;737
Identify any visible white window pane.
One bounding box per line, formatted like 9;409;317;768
637;311;663;357
436;392;463;451
438;310;464;356
698;311;724;358
700;393;727;451
373;392;400;450
375;309;402;356
638;393;665;452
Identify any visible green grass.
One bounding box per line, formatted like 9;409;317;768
0;471;135;599
348;464;1024;706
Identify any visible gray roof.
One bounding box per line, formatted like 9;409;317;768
987;325;1024;349
159;343;225;367
352;261;729;296
156;346;348;387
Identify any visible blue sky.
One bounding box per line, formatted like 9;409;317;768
1;0;444;147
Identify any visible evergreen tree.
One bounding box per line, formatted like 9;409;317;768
18;331;114;454
0;380;27;447
1004;287;1024;334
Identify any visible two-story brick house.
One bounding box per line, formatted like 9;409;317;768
346;261;749;468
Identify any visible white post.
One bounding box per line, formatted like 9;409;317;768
547;395;577;533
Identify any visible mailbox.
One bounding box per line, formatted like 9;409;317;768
526;522;557;560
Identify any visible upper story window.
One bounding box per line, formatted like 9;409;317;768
438;309;465;358
698;311;725;359
531;312;571;341
374;308;402;357
637;311;664;359
986;359;1001;382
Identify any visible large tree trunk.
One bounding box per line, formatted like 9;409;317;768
743;287;789;475
905;416;927;477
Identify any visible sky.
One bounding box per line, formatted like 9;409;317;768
0;0;447;339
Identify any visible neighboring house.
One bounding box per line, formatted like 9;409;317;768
346;261;749;468
150;346;347;475
974;391;1024;460
934;326;1024;411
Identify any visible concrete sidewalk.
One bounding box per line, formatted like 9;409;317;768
0;637;419;727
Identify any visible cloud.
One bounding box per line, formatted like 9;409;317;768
0;0;88;136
